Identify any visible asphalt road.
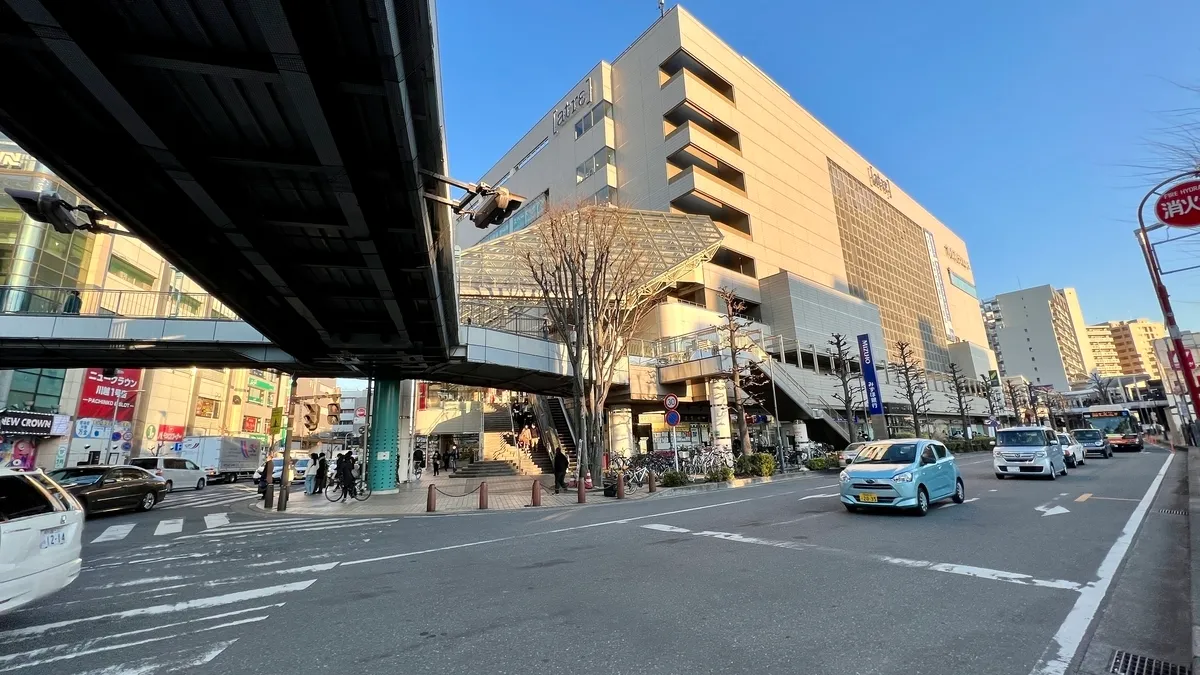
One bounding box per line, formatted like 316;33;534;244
0;446;1183;675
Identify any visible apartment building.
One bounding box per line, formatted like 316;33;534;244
1098;319;1165;378
1087;324;1123;377
984;285;1088;391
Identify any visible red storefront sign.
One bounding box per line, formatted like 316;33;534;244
76;368;142;422
242;416;260;433
157;425;185;442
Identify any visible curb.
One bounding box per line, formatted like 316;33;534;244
1187;446;1200;675
652;470;817;495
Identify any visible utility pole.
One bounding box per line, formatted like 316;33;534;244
277;376;298;512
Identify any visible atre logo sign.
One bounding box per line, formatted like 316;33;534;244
552;78;592;132
868;166;892;198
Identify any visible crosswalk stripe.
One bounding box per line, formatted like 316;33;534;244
91;525;135;543
175;518;393;540
154;519;184;536
159;495;254;510
204;513;229;529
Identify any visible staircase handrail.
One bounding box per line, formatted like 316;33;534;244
529;395;563;456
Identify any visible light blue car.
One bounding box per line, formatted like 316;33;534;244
839;439;965;516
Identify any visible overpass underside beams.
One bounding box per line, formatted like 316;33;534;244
0;0;456;378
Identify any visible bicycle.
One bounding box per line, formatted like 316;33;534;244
325;471;371;502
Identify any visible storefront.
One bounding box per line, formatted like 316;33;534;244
0;409;71;469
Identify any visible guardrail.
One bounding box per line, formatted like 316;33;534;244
0;285;239;321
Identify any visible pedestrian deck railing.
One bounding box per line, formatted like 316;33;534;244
0;285;240;321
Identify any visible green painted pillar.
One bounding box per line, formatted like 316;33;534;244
367;379;402;492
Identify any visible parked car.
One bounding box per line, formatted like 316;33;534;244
253;457;309;485
128;456;206;492
993;427;1068;480
839;438;965;516
46;466;167;514
1071;428;1113;458
1057;432;1085;468
0;468;85;615
838;442;867;467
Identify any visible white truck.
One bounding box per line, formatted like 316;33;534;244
177;436;263;484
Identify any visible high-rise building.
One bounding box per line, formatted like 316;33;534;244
981;298;1005;375
1089;319;1165;378
983;285;1088;391
1086;324;1123;377
457;5;989;375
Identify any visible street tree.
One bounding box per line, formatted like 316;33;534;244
947;362;973;439
714;287;764;457
522;205;667;480
888;341;932;438
828;333;860;441
978;374;1002;425
1004;379;1027;424
1089;371;1116;405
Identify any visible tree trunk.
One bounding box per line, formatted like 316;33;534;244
841;377;855;441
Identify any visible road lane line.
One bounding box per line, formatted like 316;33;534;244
1089;496;1139;502
90;525;135;543
641;524;690;533
154;519;183;536
1075;493;1092;502
798;493;839;501
204;513;230;529
1029;452;1174;675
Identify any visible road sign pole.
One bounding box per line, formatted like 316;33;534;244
671;426;678;472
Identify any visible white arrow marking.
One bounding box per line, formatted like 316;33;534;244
204;513;230;529
1036;504;1071;517
799;493;840;501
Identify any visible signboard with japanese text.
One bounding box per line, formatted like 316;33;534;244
76;368;142;422
1156;179;1200;228
857;334;884;416
157;425;185;442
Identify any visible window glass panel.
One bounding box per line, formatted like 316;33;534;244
0;476;54;520
36;375;63;396
33;394;59;410
9;370;38;393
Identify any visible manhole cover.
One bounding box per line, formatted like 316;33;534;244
1110;649;1191;674
1155;508;1189;516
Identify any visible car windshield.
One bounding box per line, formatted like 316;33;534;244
1083;413;1137;436
1057;435;1072;446
1073;430;1103;442
851;443;917;464
128;458;156;469
996;430;1047;447
47;469;106;486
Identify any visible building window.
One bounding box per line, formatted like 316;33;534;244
476;192;548;244
195;397;220;419
107;255;156;290
5;368;65;412
710;247;756;277
590;186;617;205
574;101;613;139
948;270;977;298
515;137;549;171
576;147;615;184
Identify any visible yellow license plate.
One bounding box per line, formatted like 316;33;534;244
858;493;878;503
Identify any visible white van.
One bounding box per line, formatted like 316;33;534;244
0;469;84;615
127;456;206;492
993;426;1068;480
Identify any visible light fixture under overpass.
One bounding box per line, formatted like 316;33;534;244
418;169;524;228
3;188;129;236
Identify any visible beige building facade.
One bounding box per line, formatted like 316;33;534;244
1090;319;1165;378
1087;324;1123;377
458;5;989;375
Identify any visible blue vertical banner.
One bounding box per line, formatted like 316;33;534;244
857;334;884;416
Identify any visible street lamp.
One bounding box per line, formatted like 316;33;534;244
1134;170;1200;427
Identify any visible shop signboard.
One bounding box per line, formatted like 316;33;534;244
157;425;186;442
857;334;885;416
247;375;275;391
0;410;56;436
77;368;142;422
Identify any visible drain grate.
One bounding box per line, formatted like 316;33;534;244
1110;650;1191;674
1155;508;1189;516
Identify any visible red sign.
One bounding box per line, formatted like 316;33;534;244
157;425;185;442
242;416;260;433
1156;180;1200;228
663;394;679;410
76;368;142;422
355;407;367;418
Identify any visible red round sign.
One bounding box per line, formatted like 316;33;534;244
355;407;367;418
663;394;679;410
1155;179;1200;228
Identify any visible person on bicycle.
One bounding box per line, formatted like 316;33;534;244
336;453;356;502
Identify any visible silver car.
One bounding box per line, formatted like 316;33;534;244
1057;432;1085;468
993;426;1068;480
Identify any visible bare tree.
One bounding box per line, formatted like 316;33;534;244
1004;379;1027;424
947;363;973;439
1045;390;1067;429
888;341;932;438
522;205;667;480
715;287;764;457
829;333;860;441
978;374;1002;425
1089;371;1115;405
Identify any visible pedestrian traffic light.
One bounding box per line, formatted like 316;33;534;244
326;402;340;426
302;403;320;431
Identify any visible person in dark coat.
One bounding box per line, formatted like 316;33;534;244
62;290;82;314
316;453;328;492
335;453;356;501
553;448;569;495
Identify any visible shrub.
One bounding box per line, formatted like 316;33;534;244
733;455;754;477
748;453;775;477
805;456;827;471
706;466;734;482
661;470;690;487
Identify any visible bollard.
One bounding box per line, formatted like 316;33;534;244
264;482;275;509
577;475;586;504
648;471;656;493
479;481;489;510
617;476;625;499
531;479;542;507
427;484;436;512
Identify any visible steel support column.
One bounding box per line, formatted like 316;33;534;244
367;379;402;491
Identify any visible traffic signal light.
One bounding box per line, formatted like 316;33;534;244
471;187;522;228
302;403;319;431
3;188;113;234
326;402;341;426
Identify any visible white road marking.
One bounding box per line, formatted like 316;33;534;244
805;484;840;490
153;519;183;536
64;639;238;675
90;525;135;543
1029;452;1174;675
82;575;188;591
275;562;339;574
798;493;839;501
938;497;980;509
204;513;230;529
178;519;399;540
0;581;315;640
1035;504;1071;517
641;524;690;533
989;489;998;492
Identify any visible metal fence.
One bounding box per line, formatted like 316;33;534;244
0;285;239;321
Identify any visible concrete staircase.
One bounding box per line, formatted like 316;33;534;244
454;460;518;478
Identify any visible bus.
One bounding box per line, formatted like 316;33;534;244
1080;405;1143;452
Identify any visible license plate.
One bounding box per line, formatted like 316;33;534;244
858;493;878;503
40;527;67;549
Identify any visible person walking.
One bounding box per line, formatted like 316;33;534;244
448;447;457;473
432;450;441;477
413;445;425;479
553;447;569;495
303;452;319;495
62;290;82;315
518;425;532;453
316;453;328;492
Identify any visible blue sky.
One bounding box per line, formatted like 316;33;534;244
436;0;1200;329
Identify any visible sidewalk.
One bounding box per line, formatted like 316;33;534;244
249;469;815;517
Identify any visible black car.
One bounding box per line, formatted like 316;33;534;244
46;466;167;515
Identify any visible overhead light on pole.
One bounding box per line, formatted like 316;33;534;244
418;169;525;229
3;188;130;236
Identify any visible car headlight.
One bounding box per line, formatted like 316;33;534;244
993;449;1003;457
839;470;850;483
892;472;913;483
1035;450;1046;458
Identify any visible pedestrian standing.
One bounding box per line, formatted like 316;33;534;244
553;448;569;495
259;457;273;499
432;450;441;477
413;445;425;478
62;290;82;314
304;452;319;495
316;453;328;492
336;453;355;502
448;448;457;473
